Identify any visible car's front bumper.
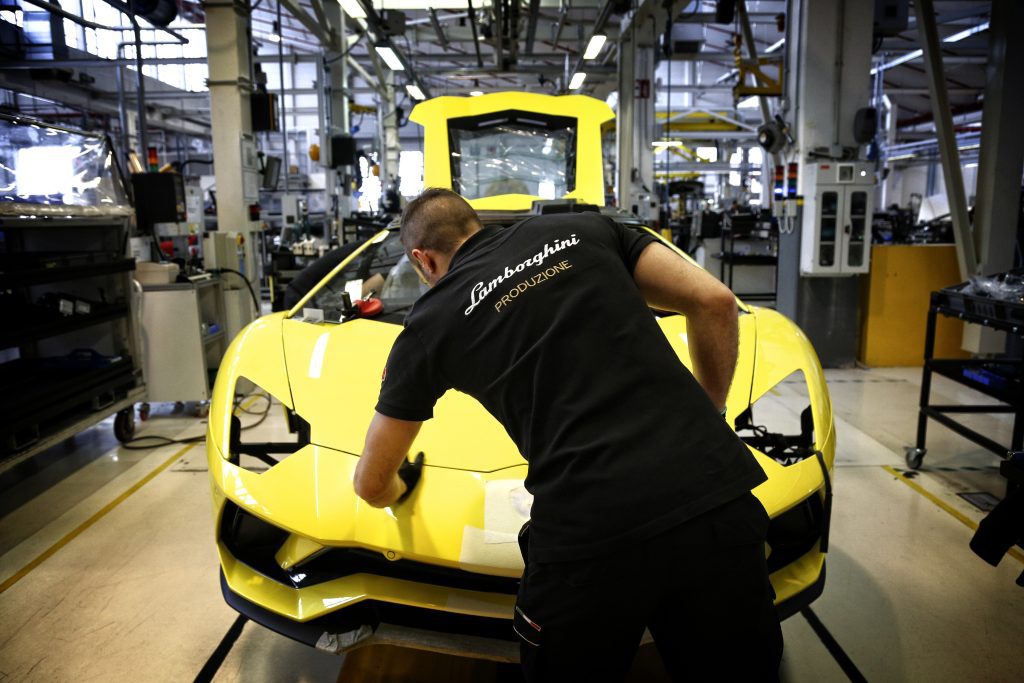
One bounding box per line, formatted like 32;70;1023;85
220;553;827;662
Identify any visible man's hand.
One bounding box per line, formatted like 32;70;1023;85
632;242;739;411
354;412;423;508
396;452;425;503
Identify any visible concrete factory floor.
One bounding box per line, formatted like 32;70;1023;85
1;366;1022;682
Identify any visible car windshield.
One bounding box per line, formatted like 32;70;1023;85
448;110;577;200
296;221;714;323
302;231;429;321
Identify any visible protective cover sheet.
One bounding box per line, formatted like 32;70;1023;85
0;114;131;217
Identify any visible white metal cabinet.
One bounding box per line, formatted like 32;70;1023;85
800;162;875;276
141;278;227;402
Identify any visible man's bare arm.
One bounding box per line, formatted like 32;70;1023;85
354;412;422;507
632;242;739;410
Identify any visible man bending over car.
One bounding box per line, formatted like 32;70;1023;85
353;187;782;682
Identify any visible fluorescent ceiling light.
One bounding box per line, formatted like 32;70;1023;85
375;45;405;71
737;96;759;109
568;72;586;90
765;38;785;53
945;21;989;44
339;0;366;19
470;90;484;96
873;20;990;74
583;34;607;60
406;84;425;100
652;140;683;147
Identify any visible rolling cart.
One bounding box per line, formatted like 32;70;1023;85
905;271;1024;469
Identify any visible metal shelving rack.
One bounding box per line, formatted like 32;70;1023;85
0;114;145;473
716;213;779;303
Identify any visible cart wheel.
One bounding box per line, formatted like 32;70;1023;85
114;408;136;443
139;402;151;421
904;447;926;470
195;402;210;418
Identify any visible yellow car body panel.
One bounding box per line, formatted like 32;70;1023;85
207;91;835;652
207;246;835;620
411;93;614;211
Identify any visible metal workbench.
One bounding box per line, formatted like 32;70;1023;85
906;272;1024;469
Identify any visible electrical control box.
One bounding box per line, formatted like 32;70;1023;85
203;231;245;275
800;162;875;276
131;172;185;229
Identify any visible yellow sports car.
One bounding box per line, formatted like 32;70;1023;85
207;93;834;659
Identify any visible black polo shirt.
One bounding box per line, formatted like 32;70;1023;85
376;213;767;562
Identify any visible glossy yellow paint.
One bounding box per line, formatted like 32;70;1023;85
275;534;325;571
279;317;526;472
220;543;516;622
748;307;835;470
410;93;614;211
208;225;834;629
208;435;528;576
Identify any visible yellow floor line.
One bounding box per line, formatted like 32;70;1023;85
0;443;197;595
882;465;1024;566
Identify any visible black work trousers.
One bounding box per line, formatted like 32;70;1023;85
513;493;783;682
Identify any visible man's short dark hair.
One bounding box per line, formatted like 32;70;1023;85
400;188;481;257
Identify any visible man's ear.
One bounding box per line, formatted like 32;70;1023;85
411;248;435;277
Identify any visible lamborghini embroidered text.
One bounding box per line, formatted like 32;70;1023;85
494;260;573;313
464;234;580;315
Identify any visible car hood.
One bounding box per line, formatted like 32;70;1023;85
281;317;526;472
278;312;757;473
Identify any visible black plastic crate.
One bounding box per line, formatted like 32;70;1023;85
931;269;1024;333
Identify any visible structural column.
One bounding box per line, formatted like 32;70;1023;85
203;0;260;236
780;0;875;367
323;2;354;221
379;70;400;202
615;10;655;218
962;0;1024;353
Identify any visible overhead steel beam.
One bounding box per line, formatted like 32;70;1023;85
428;9;449;49
403;52;571;63
419;64;616;75
20;0;189;43
914;0;977;279
466;0;484;67
524;0;541;54
0;71;211;135
660;84;735;92
279;0;334;47
677;12;782;23
665;53;737;61
3;57;207;68
885;87;980;96
737;1;772;126
651;161;740;172
309;0;330;31
665;130;759;140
